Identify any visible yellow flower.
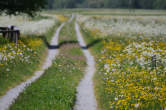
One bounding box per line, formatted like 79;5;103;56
56;15;69;22
99;38;166;109
89;28;101;38
28;39;42;47
0;64;4;66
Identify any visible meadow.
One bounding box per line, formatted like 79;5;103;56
0;13;63;96
77;9;166;110
0;9;166;110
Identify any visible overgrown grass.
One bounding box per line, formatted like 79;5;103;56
9;19;86;110
0;20;61;97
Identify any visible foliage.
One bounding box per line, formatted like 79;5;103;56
51;0;166;9
0;0;47;16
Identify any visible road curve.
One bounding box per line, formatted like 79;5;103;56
74;22;97;110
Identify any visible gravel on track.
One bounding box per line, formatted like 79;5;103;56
74;22;97;110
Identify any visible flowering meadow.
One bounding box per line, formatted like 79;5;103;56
0;41;37;67
0;13;64;96
0;14;57;35
0;37;44;96
78;15;166;37
79;14;166;110
100;38;166;110
56;15;69;22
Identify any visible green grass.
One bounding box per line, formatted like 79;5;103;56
9;18;86;110
0;36;9;46
0;20;61;97
79;24;105;56
9;56;85;110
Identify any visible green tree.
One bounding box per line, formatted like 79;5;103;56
137;0;154;9
154;0;166;9
51;0;166;9
0;0;47;16
48;0;54;9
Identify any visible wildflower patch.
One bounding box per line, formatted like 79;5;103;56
99;39;166;109
0;37;43;96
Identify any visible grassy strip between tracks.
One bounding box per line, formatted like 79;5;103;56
9;19;86;110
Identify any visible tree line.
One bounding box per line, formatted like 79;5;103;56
1;0;165;16
48;0;166;9
0;0;46;16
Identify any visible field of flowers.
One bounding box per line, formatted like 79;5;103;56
79;14;166;110
0;13;65;96
0;40;38;67
78;15;166;37
0;36;45;95
100;38;166;110
0;13;58;35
